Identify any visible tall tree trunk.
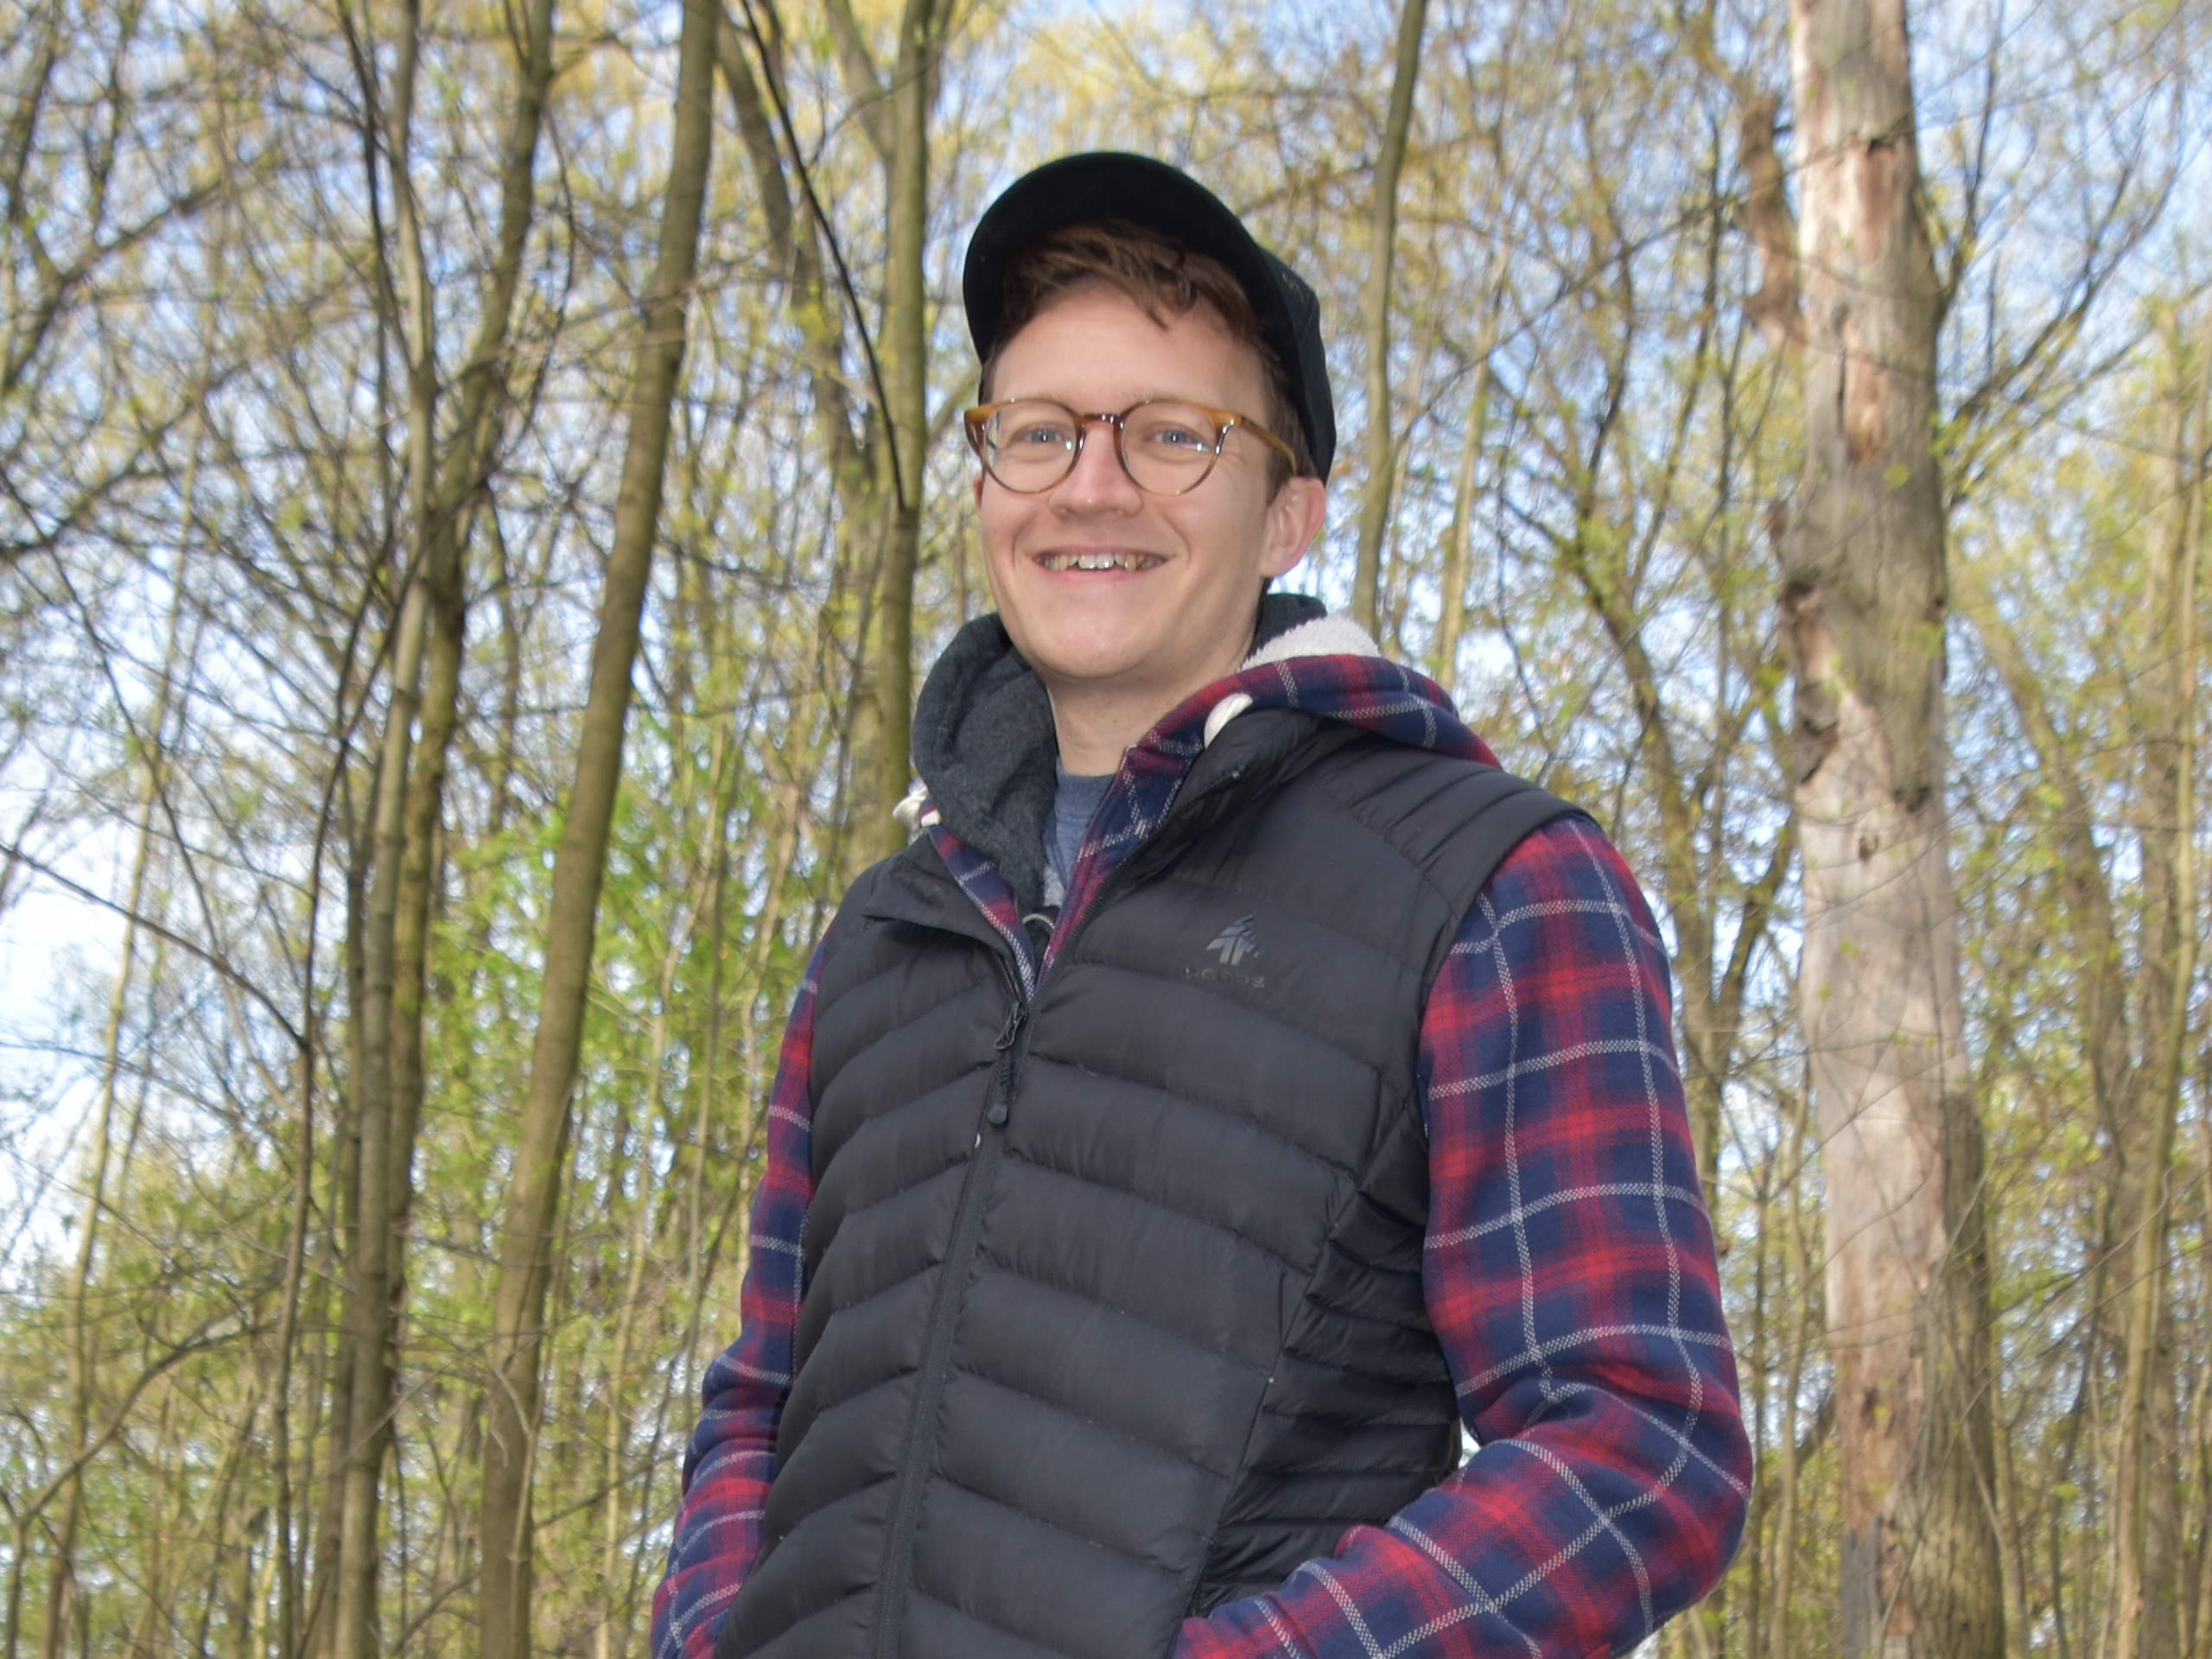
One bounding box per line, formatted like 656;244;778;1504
719;0;935;878
474;2;716;1651
2110;302;2208;1659
332;572;427;1659
270;958;319;1659
1350;0;1427;638
1429;246;1502;689
327;0;556;1643
1779;1;2005;1655
592;702;728;1659
306;813;370;1659
836;0;945;876
39;578;182;1659
1766;1080;1817;1659
276;592;369;1659
2193;1074;2212;1659
331;0;436;1643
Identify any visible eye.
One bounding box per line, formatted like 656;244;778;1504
1129;405;1217;454
993;404;1076;450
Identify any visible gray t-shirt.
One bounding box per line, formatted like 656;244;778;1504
1041;764;1113;907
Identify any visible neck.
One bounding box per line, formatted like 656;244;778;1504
1046;646;1255;774
1046;685;1180;775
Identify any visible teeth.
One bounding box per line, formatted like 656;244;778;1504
1045;551;1161;571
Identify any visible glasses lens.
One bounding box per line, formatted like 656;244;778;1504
980;402;1079;491
1120;402;1224;494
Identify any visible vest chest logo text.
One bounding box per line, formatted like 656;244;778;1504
1190;915;1266;988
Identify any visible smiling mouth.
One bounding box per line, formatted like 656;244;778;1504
1038;550;1166;572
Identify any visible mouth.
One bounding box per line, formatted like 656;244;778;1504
1036;550;1166;573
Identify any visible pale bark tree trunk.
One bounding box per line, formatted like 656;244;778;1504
1780;1;2005;1653
1350;0;1427;638
474;2;716;1652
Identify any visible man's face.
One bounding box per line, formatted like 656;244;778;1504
976;284;1327;730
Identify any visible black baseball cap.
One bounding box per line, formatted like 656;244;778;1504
961;152;1337;481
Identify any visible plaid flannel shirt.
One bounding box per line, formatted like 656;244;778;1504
654;652;1750;1659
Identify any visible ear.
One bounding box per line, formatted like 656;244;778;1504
972;467;986;510
1260;477;1328;579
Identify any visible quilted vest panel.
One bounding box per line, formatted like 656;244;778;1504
716;715;1574;1659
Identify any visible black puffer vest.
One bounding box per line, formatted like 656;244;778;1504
717;709;1573;1659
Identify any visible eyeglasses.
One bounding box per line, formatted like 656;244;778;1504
963;397;1300;497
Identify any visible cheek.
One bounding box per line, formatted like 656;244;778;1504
1186;495;1276;584
976;493;1025;569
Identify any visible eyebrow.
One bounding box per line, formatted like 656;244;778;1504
992;391;1205;409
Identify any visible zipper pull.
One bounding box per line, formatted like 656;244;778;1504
986;1000;1027;1127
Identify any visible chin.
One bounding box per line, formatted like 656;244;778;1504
1032;645;1151;690
1012;617;1147;680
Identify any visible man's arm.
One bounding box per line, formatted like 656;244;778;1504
651;938;827;1659
1176;815;1752;1658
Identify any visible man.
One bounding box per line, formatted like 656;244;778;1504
654;152;1749;1659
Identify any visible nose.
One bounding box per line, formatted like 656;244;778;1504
1050;414;1143;512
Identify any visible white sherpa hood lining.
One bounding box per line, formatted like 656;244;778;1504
1200;613;1385;747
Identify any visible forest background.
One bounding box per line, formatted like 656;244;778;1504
2;0;2209;1654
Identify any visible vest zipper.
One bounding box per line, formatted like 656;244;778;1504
869;769;1255;1655
869;962;1029;1659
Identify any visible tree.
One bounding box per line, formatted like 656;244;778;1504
1349;0;1428;639
1955;298;2212;1659
324;0;559;1648
1777;0;2005;1651
475;2;719;1651
818;0;953;878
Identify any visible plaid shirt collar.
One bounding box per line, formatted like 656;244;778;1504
915;642;1499;995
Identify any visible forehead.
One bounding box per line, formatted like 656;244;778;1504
988;282;1269;408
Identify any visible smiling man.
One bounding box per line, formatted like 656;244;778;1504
653;153;1750;1659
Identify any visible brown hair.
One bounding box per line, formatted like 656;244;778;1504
978;220;1315;490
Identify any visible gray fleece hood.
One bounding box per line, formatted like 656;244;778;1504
907;594;1370;910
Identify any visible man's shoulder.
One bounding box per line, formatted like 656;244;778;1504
1297;735;1586;900
822;835;963;939
814;827;1025;999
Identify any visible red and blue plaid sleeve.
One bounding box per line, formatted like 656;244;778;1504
1175;815;1751;1658
651;937;828;1659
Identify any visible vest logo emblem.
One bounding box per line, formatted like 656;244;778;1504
1207;915;1259;967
